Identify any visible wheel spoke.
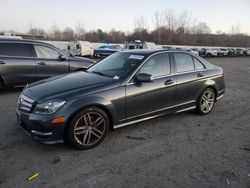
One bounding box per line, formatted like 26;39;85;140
207;99;214;103
91;131;101;138
87;132;91;144
87;113;92;124
93;127;103;136
74;126;87;135
202;95;207;101
207;92;212;99
82;131;89;144
205;104;210;111
201;102;206;109
83;115;89;126
94;117;104;127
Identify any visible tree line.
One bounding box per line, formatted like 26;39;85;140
3;10;250;47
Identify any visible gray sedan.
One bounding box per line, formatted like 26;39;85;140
16;50;225;149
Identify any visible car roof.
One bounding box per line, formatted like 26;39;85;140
0;38;53;46
120;49;190;56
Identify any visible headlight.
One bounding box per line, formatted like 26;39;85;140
33;100;66;114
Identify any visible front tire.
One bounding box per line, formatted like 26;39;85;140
0;77;5;88
196;88;216;115
66;107;109;150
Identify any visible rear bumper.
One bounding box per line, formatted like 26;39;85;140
216;89;225;101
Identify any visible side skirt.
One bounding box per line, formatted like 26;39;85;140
113;106;196;129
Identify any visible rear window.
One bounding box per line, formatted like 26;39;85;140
174;53;195;73
193;57;205;70
0;43;32;57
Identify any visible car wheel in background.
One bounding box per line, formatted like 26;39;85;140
66;107;109;150
196;88;216;115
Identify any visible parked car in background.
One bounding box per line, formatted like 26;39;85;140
181;48;199;56
227;48;237;56
67;40;94;57
124;40;158;50
0;39;95;87
217;48;228;57
16;49;225;149
93;44;123;58
243;48;250;56
199;48;218;57
235;48;244;56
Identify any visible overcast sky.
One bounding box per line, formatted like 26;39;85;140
0;0;249;34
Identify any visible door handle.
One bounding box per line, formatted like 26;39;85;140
37;62;46;65
0;61;5;65
197;72;204;77
164;79;174;85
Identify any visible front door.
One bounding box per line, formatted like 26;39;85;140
126;52;176;120
33;44;69;80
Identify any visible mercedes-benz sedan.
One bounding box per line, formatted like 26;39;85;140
16;50;225;149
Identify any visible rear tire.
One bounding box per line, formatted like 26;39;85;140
206;53;212;58
66;107;109;150
196;88;215;115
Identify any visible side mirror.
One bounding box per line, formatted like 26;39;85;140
136;73;153;82
59;54;68;61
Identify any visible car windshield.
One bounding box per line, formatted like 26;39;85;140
88;52;145;79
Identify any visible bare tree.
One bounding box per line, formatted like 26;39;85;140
195;22;211;34
62;27;75;41
134;15;147;32
164;9;177;31
50;24;62;40
230;23;241;35
152;10;165;43
75;21;85;40
176;10;192;33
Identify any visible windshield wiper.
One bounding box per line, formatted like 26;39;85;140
91;71;112;78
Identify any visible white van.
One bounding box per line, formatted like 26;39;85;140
67;40;94;57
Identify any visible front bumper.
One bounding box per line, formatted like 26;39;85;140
16;109;66;144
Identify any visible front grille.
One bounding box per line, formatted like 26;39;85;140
18;94;34;113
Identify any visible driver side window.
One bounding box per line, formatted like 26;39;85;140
34;45;60;59
138;53;171;78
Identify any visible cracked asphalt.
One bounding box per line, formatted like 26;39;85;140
0;57;250;188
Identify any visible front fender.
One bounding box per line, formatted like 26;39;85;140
66;95;118;126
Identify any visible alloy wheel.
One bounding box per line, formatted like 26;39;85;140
200;90;215;113
73;112;106;146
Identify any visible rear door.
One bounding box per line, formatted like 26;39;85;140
0;42;36;86
173;52;207;106
125;52;176;120
33;44;69;80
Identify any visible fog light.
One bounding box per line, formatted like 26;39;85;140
52;117;65;124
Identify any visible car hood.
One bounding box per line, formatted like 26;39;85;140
23;72;119;102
